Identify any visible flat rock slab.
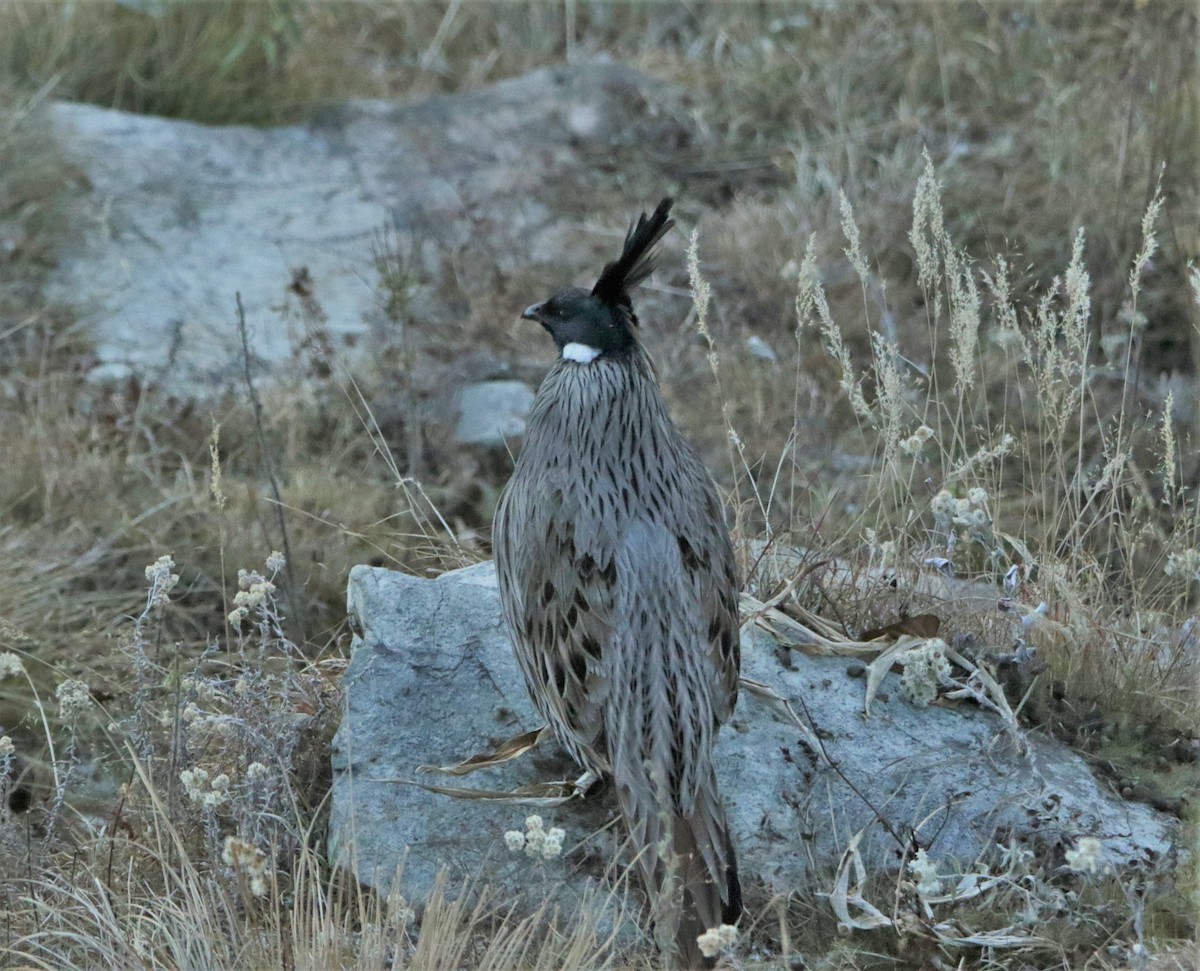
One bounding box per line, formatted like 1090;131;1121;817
330;562;1177;915
453;380;536;446
46;63;685;387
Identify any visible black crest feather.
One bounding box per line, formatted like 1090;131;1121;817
590;198;675;313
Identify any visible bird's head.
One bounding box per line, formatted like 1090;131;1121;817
521;198;675;364
521;287;630;362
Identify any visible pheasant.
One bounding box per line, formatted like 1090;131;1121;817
494;198;741;968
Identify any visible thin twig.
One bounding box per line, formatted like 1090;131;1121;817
791;689;912;853
236;293;303;641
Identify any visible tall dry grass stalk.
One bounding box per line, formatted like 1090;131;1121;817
783;163;1197;730
0;557;626;971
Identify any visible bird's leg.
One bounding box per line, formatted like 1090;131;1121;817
572;768;601;798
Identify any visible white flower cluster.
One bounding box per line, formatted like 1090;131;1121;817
863;528;895;569
1064;836;1103;874
55;679;92;718
228;564;277;628
0;653;24;679
264;550;286;574
695;923;739;959
144;554;180;609
222;835;270;896
386;890;416;929
0;735;13;758
181;673;222;704
906;848;940;897
177;702;237;749
180;766;230;808
1164;549;1200;582
930;487;991;530
970;433;1016;464
899;639;951;707
900;424;935;457
504;814;566;860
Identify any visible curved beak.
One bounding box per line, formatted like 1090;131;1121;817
521;302;543;322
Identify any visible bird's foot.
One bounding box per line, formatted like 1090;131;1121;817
573;769;602;798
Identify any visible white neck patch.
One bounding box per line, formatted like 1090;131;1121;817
561;342;602;364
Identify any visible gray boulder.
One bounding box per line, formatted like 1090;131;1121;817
453;380;536;446
46;63;688;387
330;561;1177;920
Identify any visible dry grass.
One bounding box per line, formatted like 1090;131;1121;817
0;1;1196;968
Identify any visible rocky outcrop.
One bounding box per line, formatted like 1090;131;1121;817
453;381;535;446
47;63;689;389
330;561;1178;921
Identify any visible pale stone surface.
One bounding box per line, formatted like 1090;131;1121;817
330;561;1179;913
46;63;686;389
453;380;536;446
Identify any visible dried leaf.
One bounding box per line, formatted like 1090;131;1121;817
740;593;878;656
825;831;893;931
860;614;941;641
943;647;1029;756
418;726;550;776
862;636;923;717
933;924;1041;948
396;778;582;806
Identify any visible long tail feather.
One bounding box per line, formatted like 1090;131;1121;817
674;805;741;969
614;759;740;969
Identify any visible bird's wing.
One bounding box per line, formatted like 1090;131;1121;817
495;481;617;766
607;504;740;914
608;491;738;787
668;459;741;726
495;448;738;767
